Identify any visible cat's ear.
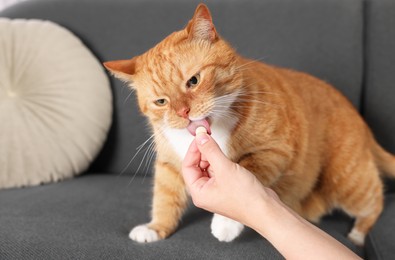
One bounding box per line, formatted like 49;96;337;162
103;58;137;82
186;4;217;42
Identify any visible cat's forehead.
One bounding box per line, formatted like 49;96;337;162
140;42;210;83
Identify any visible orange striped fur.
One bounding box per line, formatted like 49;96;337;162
104;4;395;245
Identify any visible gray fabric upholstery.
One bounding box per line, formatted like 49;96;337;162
364;0;395;195
364;0;395;154
365;195;395;260
0;0;394;259
0;175;282;259
364;0;395;249
0;175;362;259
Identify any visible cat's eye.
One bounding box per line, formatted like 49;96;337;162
186;74;200;88
154;98;168;106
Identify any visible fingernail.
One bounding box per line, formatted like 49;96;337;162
196;132;209;145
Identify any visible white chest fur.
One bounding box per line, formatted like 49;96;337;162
163;117;238;160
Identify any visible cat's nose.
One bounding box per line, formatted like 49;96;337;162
177;107;190;119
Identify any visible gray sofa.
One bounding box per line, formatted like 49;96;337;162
1;0;394;259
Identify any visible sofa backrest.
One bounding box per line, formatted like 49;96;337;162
364;0;395;155
3;0;389;178
364;0;395;191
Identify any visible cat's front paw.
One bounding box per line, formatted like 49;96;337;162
211;214;244;242
129;224;160;243
347;228;365;246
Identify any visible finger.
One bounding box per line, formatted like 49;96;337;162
199;160;210;170
183;139;200;167
201;152;208;162
195;132;234;172
199;153;211;170
182;140;204;186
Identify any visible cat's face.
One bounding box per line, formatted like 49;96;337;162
105;4;242;135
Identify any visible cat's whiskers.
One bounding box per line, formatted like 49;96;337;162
123;88;136;105
210;107;263;129
213;91;251;117
238;99;282;109
212;93;241;118
211;88;282;130
239;92;279;98
239;92;280;97
122;125;167;185
120;134;154;177
215;95;281;110
237;88;282;108
140;127;170;184
209;109;235;121
213;91;241;104
134;140;156;185
142;142;157;182
233;56;268;72
211;108;260;125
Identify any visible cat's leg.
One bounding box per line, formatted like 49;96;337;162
300;191;329;223
129;161;188;243
327;152;384;246
211;213;244;242
341;170;383;246
344;186;383;246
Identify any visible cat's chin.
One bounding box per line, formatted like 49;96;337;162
186;117;211;136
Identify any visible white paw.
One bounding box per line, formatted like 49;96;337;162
129;224;160;243
348;228;365;246
211;214;244;242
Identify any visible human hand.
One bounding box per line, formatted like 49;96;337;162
181;130;279;227
182;131;361;259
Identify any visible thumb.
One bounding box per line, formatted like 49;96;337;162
195;132;234;171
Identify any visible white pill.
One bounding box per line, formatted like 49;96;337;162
195;126;207;135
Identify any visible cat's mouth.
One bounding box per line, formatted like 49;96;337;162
186;117;211;136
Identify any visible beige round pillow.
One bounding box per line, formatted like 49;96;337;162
0;18;112;189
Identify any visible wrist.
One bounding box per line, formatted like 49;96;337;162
244;192;302;238
241;190;362;259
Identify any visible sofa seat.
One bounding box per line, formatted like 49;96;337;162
366;191;395;260
0;174;375;259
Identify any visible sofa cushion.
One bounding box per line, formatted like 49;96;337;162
365;194;395;260
0;0;364;176
0;18;112;189
364;0;395;152
0;174;364;259
363;0;395;193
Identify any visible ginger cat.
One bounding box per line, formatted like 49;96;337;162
104;4;395;246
